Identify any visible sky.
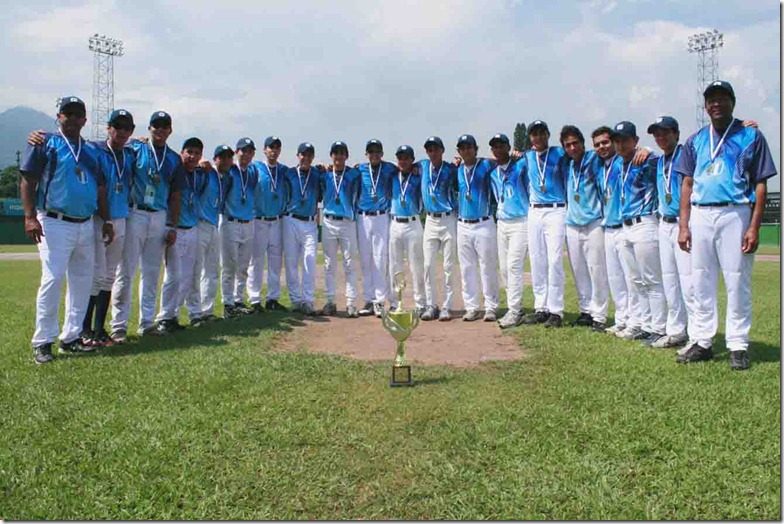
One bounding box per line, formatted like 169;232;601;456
0;0;780;188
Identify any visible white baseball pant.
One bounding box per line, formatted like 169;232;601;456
388;217;426;309
619;215;667;334
659;219;698;338
604;226;633;328
194;220;220;319
32;214;95;346
91;216;126;294
248;217;284;305
111;208;166;334
497;217;528;314
283;215;318;305
457;218;499;311
566;219;609;323
322;216;359;307
357;213;390;304
689;205;754;351
157;226;198;321
423;213;458;311
220;217;254;305
527;206;566;316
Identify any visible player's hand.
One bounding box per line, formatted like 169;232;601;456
137;136;149;144
742;226;759;254
199;159;213;171
353;163;360;169
678;226;691;253
27;130;46;147
742;120;759;129
165;228;177;247
453;155;462;166
632;147;651;166
102;222;115;246
511;150;523;160
24;215;43;244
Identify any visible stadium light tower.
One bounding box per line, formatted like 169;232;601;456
687;29;723;129
88;34;124;140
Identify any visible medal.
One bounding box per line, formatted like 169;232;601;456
107;140;126;193
116;182;123;193
149;142;168;180
373;194;379;202
59;129;83;183
661;145;680;203
369;163;381;202
540;183;546;193
296;166;312;200
603;196;608;205
463;163;476;204
500;195;505;204
332;166;346;205
399;172;413;208
152;175;161;185
570;154;587;206
75;166;83;175
429;161;443;204
335;197;341;205
431;195;437;205
273;194;279;200
665;194;672;204
238;163;250;205
241;196;246;204
574;194;580;203
536;147;551;194
621;196;626;205
466;193;473;202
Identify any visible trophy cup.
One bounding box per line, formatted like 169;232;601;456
381;272;420;387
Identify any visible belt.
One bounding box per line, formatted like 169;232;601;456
622;214;655;227
392;216;417;223
324;214;351;221
256;215;283;222
532;203;566;208
605;224;623;230
427;211;453;218
45;211;90;224
357;210;387;216
458;216;490;224
286;213;315;222
131;203;158;213
226;216;251;223
177;225;193;230
661;216;678;224
693;202;732;207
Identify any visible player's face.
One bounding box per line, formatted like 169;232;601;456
562;134;585;161
181;146;203;171
425;145;444;163
396;154;414;172
490;143;511;162
331;149;348;168
149;123;172;145
214;151;234;172
652;128;679;152
366;148;383;165
58;105;87;135
298;151;314;168
107;118;134;146
529;129;550;151
457;144;477;163
237;146;255;166
612;135;638;159
264;145;281;163
592;133;614;160
705;92;734;121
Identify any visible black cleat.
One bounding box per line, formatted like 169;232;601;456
544;313;562;328
251;302;265;314
58;338;94;354
589;320;606;332
729;350;750;371
33;343;54;364
676;342;714;364
522;310;550;325
265;299;288;312
223;304;240;319
570;312;593;327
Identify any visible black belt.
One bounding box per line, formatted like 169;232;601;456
45;211;90;223
324;214;351;221
256;215;283;222
661;216;678;224
532;203;566;208
357;210;387;216
392;216;417;223
458;216;490;224
131;203;158;213
286;213;315;222
427;211;453;218
178;225;193;230
605;224;623;230
226;216;251;223
693;202;732;208
623;215;655;227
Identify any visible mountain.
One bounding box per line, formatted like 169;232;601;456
0;106;57;168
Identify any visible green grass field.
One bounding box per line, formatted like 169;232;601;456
0;258;779;519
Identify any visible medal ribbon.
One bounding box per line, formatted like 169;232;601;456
429;161;443;197
570;154;588;196
709;121;735;164
463;162;477;198
332;166;346;196
661;144;682;197
59;129;82;166
265;162;279;193
237;164;249;200
602;154;617;197
149;142;168;173
106;140;125;182
297;166;312;198
370;163;381;197
536;147;551;189
399;172;413;203
620;158;634;203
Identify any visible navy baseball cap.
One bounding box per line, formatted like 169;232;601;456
330;141;349;155
456;134;477;148
424;136;445;149
213;144;234;158
527;120;549;134
703;80;736;103
365;139;383;152
58;96;86;113
611;121;637;139
395;145;415;158
108;108;133;126
236;137;255;151
264;136;282;148
647;116;679;134
489;133;510;146
182;137;204;151
297;142;315;155
149;111;172;127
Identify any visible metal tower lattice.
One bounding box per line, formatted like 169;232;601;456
88;34;124;140
687;29;723;129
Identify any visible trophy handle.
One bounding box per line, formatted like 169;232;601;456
411;315;420;331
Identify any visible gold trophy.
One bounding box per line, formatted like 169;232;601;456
381;272;420;387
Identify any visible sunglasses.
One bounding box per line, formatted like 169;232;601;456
367;149;383;154
111;122;135;131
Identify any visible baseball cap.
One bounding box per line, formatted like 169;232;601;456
456;134;477;148
264;136;282;148
489;133;510;146
213;144;234;158
108;108;134;126
527;120;549;134
236;137;256;151
182;137;204;151
330;141;349;155
703;80;736;103
297;142;315;155
611;121;637;139
646;116;679;134
365;139;383;152
58;96;86;113
395;145;415;158
424;136;445;150
149;111;172;127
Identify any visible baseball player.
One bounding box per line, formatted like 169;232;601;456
676;80;777;370
320;140;361;317
356;139;396;317
455;134;499;322
521;120;567;328
561;125;609;331
488;133;530;329
111;111;185;341
21;96;114;364
220;137;258;318
388;145;425;313
418;136;459;321
248;136;289;313
282;142;321;315
612;121;666;346
155;137;204;333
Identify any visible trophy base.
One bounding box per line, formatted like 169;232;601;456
390;365;413;387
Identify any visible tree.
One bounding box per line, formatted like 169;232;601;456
0;165;20;199
513;122;529;152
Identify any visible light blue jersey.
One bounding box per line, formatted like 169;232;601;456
357;161;396;212
222;163;258;221
566;150;603;226
418;159;458;214
595;154;622;227
253;161;288;218
320;167;361;219
656;145;683;218
128;140;186;211
617;154;659;221
525;146;567;204
283;166;321;217
196;168;223;226
675;119;777;205
391;171;423;217
177;170;200;228
21;132;106;219
94;140;133;220
489;157;529;220
457;158;494;220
